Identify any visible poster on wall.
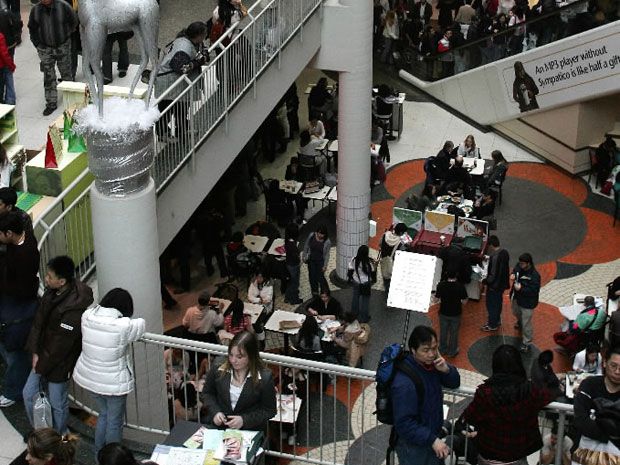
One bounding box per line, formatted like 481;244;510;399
387;251;442;312
501;29;620;114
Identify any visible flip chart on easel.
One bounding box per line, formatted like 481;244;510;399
387;251;442;312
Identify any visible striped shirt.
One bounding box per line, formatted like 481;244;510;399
28;0;77;48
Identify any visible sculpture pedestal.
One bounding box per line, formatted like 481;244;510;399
80;99;168;432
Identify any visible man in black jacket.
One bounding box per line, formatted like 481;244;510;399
0;212;39;408
23;255;93;433
511;252;541;353
481;235;510;332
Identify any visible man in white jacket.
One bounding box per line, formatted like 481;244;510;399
72;288;145;457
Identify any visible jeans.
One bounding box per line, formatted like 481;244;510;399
307;261;327;295
395;440;442;465
2;68;15;104
439;314;461;356
23;371;69;434
92;393;127;456
351;282;370;323
0;343;30;400
486;289;504;328
512;301;534;345
285;263;301;303
381;37;394;64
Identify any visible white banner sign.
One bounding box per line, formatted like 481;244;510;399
387;251;442;312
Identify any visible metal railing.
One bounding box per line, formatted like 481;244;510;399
33;169;95;292
399;0;611;81
151;0;323;193
109;332;575;465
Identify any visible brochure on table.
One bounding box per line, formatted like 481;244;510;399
150;428;263;465
393;207;423;237
387;251;442;311
424;211;455;234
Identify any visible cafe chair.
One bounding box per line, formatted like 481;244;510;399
298;152;321;182
288;345;327;390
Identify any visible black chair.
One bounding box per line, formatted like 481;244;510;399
289;345;327;390
298;152;321;182
373;96;393;139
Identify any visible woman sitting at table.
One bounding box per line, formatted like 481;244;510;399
308;112;326;140
573;343;603;375
248;270;274;314
457;134;481;158
201;331;277;431
485;150;509;191
295;315;322;353
218;297;254;345
331;311;362;350
298;130;327;176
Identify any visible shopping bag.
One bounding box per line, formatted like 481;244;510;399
33;389;53;429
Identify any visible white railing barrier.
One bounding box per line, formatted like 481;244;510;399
151;0;323;193
119;332;574;465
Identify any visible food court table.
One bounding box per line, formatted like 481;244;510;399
302;185;332;209
279;180;303;195
265;310;305;354
462;157;487;176
212;298;264;325
243;234;269;253
271;394;303;424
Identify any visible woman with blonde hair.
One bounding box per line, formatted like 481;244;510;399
201;331;276;431
457;134;480;158
380;10;399;64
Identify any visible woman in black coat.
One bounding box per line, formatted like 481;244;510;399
201;331;276;431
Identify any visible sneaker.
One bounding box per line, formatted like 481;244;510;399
42;105;57;116
518;344;531;353
118;70;127;78
0;395;16;407
481;324;499;332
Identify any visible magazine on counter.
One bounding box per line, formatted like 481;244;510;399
211;429;263;464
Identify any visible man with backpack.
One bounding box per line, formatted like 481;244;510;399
391;326;460;465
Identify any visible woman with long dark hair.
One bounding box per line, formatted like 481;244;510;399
12;429;78;465
201;331;276;431
347;245;375;323
219;297;254;345
461;344;557;465
296;315;321;352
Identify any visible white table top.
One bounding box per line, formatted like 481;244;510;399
327;187;337;202
264;310;305;335
243;235;269;253
279;180;303;195
314;138;329;151
302;185;331;201
212;298;264;324
328;140;338;152
462;157;487;176
271;394;303;424
267;238;286;257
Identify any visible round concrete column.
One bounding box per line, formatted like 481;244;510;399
90;179;162;332
335;0;373;279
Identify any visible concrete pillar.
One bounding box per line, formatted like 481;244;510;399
335;0;373;279
90;179;162;331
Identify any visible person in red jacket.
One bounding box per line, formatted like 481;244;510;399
0;31;16;104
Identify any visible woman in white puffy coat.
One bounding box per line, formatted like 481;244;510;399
72;288;145;457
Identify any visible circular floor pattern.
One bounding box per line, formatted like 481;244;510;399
394;177;587;267
467;335;540;377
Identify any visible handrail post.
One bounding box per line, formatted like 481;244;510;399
189;81;196;170
252;16;257;99
554;411;566;465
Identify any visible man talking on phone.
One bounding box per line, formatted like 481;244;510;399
391;325;461;465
